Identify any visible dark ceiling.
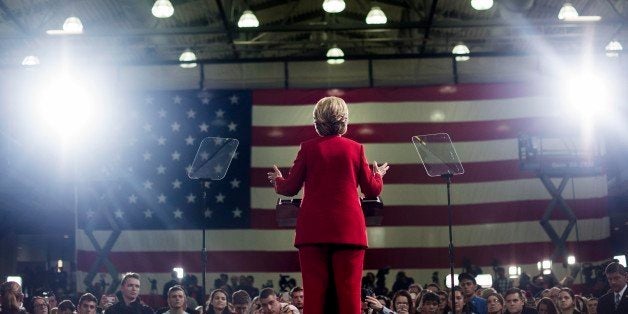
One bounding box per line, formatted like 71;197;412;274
0;0;625;66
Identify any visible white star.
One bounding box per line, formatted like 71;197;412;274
185;164;193;175
203;181;211;188
171;122;181;132
143;123;152;132
232;207;242;218
157;193;167;203
232;151;239;159
187;109;196;119
199;122;209;132
172;179;182;189
143;152;152;161
215;193;225;203
157;164;166;174
173;209;183;219
230;178;241;189
213;137;224;145
114;209;124;219
215;109;225;118
171;151;181;161
173;95;182;104
158;109;167;118
201;97;210;104
128;194;138;204
204;209;213;218
214;164;224;174
227;121;238;132
200;151;209;160
145;96;154;104
229;94;239;104
157;136;167;146
143;180;153;190
143;209;153;218
86;209;95;219
186;193;196;203
185;135;195;146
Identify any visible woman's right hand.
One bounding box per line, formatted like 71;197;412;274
373;161;389;177
267;165;283;185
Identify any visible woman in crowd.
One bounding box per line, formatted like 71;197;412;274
537;297;559;314
0;281;26;314
205;289;230;314
486;292;504;314
268;96;388;314
392;290;415;314
417;292;440;314
32;296;50;314
444;287;465;314
557;288;581;314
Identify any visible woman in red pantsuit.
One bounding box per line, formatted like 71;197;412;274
268;96;389;314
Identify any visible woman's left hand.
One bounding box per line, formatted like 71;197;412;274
267;165;283;185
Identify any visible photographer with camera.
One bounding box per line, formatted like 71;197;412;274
361;289;393;314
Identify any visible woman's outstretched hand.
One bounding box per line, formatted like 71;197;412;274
373;161;389;177
267;165;283;185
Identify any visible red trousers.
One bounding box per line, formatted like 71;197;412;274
298;245;365;314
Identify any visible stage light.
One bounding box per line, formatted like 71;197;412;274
561;72;611;121
152;0;174;18
452;44;470;61
173;267;184;279
57;259;63;272
615;255;627;267
37;75;97;141
471;0;494;11
508;266;522;278
179;49;197;68
326;46;345;64
445;273;459;288
558;3;578;20
323;0;345;13
476;274;493;287
238;10;259;28
567;255;576;265
6;276;22;286
63;16;83;34
606;40;623;57
538;259;552;274
21;55;40;66
366;7;387;24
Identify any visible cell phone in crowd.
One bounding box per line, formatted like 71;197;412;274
361;288;374;301
106;295;117;303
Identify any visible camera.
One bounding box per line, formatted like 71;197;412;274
361;288;373;301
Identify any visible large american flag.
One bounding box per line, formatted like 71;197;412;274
76;83;611;295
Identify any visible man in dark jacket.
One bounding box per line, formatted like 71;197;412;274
597;262;628;314
105;273;154;314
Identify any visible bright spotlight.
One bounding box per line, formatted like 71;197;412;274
476;274;493;287
37;75;96;140
561;73;611;120
173;267;184;279
445;273;459;288
567;255;576;265
6;276;22;286
508;266;522;279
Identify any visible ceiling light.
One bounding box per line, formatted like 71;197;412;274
152;0;174;18
452;44;470;61
21;55;40;66
605;40;623;57
179;50;197;68
62;16;83;34
558;3;578;20
366;7;387;24
471;0;494;10
323;0;345;13
238;10;259;28
326;46;345;64
567;255;576;265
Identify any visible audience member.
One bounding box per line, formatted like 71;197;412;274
486;292;504;314
57;300;75;314
585;297;597;314
596;262;627;313
417;292;439;314
503;288;536;314
258;288;298;314
104;272;154;314
391;290;414;314
77;293;98;314
205;289;229;314
288;287;303;314
536;297;558;314
32;296;50;314
0;281;26;314
458;273;487;314
493;268;513;296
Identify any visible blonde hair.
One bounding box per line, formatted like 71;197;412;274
313;96;348;136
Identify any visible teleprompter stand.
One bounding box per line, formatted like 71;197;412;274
188;137;238;303
412;133;464;310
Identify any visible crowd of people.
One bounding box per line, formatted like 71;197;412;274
0;261;625;314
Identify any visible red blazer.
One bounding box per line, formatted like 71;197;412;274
274;135;383;247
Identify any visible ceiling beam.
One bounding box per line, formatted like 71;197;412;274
214;0;239;58
420;0;439;54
